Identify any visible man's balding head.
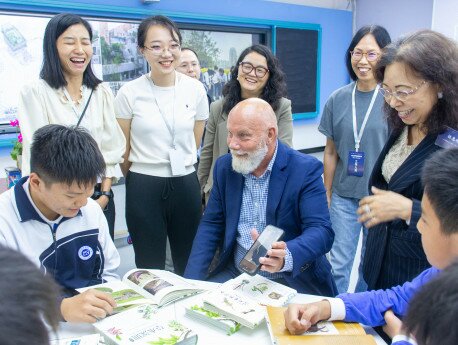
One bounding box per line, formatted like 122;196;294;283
227;98;278;177
228;98;278;133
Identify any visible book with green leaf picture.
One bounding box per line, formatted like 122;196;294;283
94;304;198;345
185;303;242;335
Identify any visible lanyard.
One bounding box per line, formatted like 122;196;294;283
147;73;177;149
351;82;380;152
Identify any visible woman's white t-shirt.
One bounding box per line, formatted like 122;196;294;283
115;72;209;177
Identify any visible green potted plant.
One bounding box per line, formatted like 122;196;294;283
10;119;23;170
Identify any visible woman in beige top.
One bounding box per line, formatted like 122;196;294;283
17;13;125;239
197;44;293;201
357;30;458;291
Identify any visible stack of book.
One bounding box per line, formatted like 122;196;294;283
185;273;297;335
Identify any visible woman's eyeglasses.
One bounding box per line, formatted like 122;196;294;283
143;43;181;56
350;50;379;62
239;62;269;78
379;81;427;101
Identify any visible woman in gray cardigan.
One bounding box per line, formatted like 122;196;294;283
198;44;293;200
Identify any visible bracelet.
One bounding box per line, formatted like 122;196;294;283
91;190;113;200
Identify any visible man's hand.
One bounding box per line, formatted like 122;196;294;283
60;289;116;323
250;229;287;273
284;301;332;335
383;309;403;339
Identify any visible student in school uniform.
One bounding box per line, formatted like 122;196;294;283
0;125;120;323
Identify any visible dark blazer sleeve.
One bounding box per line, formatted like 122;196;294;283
184;157;227;280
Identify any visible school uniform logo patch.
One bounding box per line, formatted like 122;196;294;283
78;246;94;260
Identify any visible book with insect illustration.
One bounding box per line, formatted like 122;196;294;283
201;289;265;329
94;304;198;345
219;273;297;307
79;269;204;314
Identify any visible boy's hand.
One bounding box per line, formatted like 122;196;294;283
61;289;116;323
284;301;331;335
383;309;403;338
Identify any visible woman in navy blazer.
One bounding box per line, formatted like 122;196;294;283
357;30;458;290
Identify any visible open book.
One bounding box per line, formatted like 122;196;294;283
95;305;198;345
85;268;204;313
266;306;377;345
219;273;297;307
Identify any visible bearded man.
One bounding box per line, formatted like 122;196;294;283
184;98;337;296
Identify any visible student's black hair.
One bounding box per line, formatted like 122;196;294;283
137;15;182;48
421;148;458;235
403;260;458;345
223;44;287;114
30;124;106;187
0;246;60;345
345;25;391;80
375;30;458;136
181;47;200;60
40;13;101;89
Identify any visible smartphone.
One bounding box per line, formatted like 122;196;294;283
238;225;285;275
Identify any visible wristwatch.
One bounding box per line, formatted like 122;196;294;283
92;189;113;200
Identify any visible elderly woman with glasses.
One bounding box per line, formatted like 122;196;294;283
197;44;293;202
318;25;391;294
115;15;209;275
357;30;458;291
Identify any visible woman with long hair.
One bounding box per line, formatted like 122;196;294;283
197;44;293;201
17;13;125;239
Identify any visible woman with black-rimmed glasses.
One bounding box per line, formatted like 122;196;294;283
115;15;209;275
197;44;293;203
319;25;391;294
358;30;458;291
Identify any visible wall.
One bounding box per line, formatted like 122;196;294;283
432;0;458;40
0;0;353;150
355;0;434;40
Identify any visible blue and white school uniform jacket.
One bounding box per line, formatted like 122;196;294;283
0;177;120;290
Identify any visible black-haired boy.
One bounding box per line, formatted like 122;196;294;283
0;124;120;322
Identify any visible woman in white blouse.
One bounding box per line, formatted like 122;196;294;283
115;15;208;275
17;13;125;239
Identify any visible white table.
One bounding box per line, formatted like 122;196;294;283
52;280;387;345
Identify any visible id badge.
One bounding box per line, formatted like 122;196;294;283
169;148;186;176
435;127;458;149
347;151;365;177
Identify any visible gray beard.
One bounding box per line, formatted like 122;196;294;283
231;141;268;175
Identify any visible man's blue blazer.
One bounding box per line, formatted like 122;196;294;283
185;141;337;297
